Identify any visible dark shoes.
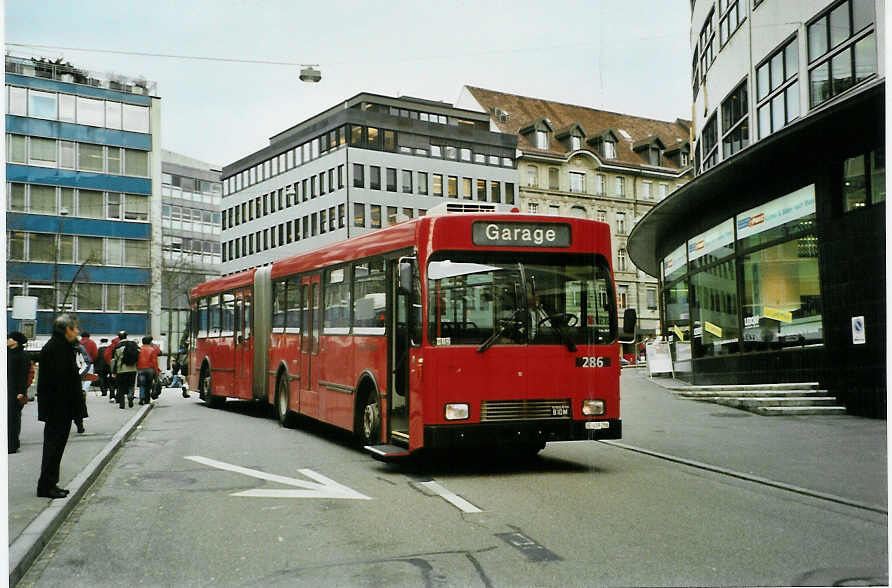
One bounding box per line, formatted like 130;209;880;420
76;423;85;434
128;397;134;408
182;389;190;398
37;486;69;499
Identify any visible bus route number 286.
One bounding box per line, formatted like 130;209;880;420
575;356;612;368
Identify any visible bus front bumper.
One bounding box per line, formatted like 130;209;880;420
423;419;621;449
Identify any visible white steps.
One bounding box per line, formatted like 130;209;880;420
669;383;847;416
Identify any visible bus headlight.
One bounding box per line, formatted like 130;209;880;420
582;399;605;416
445;403;469;420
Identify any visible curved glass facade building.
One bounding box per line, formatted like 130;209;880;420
628;0;885;416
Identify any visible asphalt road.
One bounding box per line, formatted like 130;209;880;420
19;383;887;587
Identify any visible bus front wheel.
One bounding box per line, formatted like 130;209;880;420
202;368;224;409
360;387;380;446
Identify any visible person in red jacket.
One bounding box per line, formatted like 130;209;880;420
136;336;160;405
79;331;98;363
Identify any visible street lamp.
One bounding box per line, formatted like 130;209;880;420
299;65;321;83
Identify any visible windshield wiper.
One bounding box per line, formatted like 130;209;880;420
477;309;526;353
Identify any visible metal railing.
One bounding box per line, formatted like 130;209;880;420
5;54;157;96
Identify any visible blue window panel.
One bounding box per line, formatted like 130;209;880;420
8;311;148;339
6;213;151;239
7;74;152;106
6;164;151;195
6;262;150;284
6;116;151;150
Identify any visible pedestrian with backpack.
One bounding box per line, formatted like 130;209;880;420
112;336;139;408
104;331;125;403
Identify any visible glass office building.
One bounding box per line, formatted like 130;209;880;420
628;0;884;416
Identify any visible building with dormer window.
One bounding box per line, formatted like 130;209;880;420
457;86;694;337
628;0;884;417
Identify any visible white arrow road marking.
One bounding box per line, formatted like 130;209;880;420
418;480;483;513
185;455;372;500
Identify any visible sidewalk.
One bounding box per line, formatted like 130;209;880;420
7;387;158;586
618;368;887;511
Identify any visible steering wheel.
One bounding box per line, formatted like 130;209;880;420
538;313;578;328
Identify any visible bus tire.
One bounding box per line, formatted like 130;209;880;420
201;366;224;409
358;385;381;446
276;374;298;428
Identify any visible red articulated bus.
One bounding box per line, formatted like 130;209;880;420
187;205;623;459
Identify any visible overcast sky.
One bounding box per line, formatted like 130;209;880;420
6;0;692;169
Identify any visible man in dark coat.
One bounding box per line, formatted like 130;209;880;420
8;331;31;454
36;313;83;499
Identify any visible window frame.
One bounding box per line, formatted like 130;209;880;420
721;77;750;158
806;0;877;109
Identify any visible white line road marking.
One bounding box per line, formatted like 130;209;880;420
185;455;372;500
418;480;483;513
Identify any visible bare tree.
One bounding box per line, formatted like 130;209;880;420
160;252;212;368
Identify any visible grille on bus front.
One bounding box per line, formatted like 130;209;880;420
480;399;572;422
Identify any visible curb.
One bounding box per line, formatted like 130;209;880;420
9;403;154;587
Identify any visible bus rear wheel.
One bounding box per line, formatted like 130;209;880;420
359;388;381;446
276;375;298;428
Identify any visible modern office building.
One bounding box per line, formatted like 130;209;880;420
457;86;694;337
160;150;222;363
5;55;162;343
628;0;884;416
220;93;518;275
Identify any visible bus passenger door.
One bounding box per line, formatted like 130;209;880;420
299;274;321;418
234;290;252;398
389;258;415;444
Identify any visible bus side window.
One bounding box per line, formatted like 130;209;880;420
243;293;252;340
198;298;208;338
209;295;222;337
234;295;242;340
273;280;287;331
353;260;386;332
222;293;235;336
301;284;310;352
286;277;302;334
324;267;350;333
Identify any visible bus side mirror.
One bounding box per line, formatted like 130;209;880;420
619;308;637;344
398;258;415;296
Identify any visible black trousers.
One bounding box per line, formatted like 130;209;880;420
8;397;22;452
116;372;136;407
38;418;72;491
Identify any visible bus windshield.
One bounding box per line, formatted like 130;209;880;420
427;252;616;348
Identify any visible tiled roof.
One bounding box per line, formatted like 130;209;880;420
466;86;692;171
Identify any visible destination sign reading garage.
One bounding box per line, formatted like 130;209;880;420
472;221;572;248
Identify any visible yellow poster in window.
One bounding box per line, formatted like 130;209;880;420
763;307;793;323
670;325;686;341
703;321;723;337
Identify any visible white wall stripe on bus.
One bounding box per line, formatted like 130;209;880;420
418;480;483;513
